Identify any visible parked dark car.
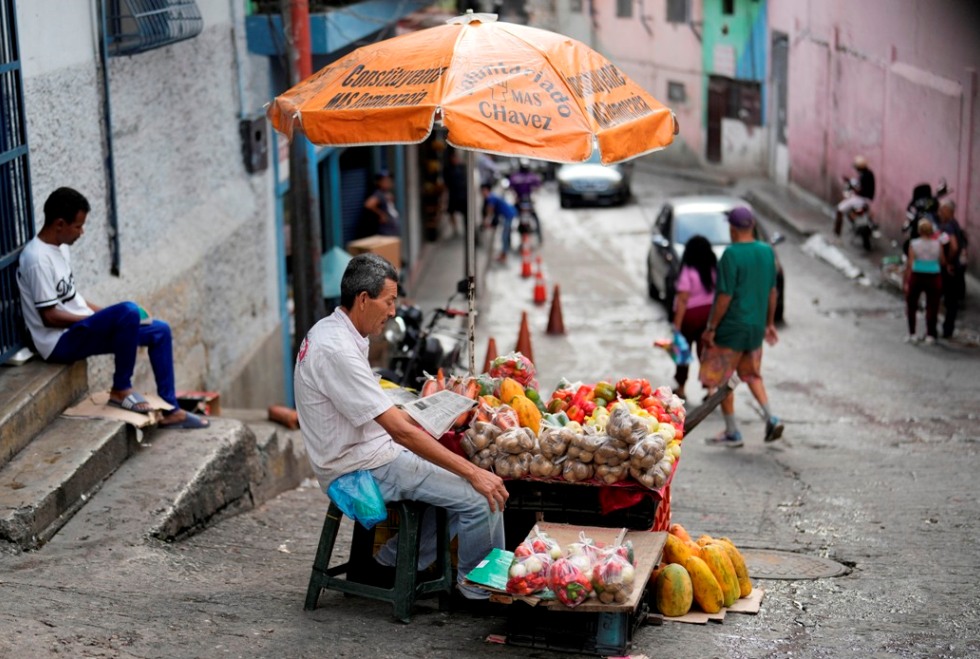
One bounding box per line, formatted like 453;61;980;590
556;151;632;207
646;195;785;322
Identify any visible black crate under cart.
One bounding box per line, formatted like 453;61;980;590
502;479;661;546
492;521;667;656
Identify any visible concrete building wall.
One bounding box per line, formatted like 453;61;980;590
587;0;704;166
17;0;286;407
770;0;980;262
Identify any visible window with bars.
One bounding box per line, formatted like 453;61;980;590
0;0;34;363
104;0;203;57
616;0;633;18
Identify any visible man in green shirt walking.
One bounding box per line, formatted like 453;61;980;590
700;206;783;447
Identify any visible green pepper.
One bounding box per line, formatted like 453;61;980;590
594;381;616;402
548;398;568;413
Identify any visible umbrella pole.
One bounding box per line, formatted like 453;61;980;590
465;150;478;374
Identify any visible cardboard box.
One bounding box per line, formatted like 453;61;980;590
346;235;401;267
176;390;221;416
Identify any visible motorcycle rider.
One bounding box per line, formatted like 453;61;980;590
507;159;543;241
834;155;876;237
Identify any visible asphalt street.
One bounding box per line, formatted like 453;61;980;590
1;165;978;658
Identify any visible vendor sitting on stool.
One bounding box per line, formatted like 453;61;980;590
294;253;507;602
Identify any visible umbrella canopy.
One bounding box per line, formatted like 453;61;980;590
268;12;676;165
269;11;677;374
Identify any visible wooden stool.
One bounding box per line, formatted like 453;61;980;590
304;500;453;623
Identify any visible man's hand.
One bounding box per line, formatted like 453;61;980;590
377;406;510;512
765;324;779;346
469;468;509;513
701;328;716;348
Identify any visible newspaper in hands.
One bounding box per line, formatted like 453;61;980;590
400;389;478;438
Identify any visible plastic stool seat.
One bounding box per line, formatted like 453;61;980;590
304;500;453;623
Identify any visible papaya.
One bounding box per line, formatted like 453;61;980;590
696;534;716;548
716;538;752;598
650;563;667;585
653;563;693;617
498;377;525;405
480;394;502;408
701;544;739;607
663;533;699;566
510;394;542;435
668;523;693;543
683;556;724;614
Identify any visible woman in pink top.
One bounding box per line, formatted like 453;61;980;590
672;235;717;400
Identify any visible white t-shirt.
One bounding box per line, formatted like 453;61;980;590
293;307;399;489
17;237;93;359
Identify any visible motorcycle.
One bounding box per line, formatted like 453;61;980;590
841;176;879;251
515;192;543;246
377;281;469;389
881;178;951;286
902;178;950;253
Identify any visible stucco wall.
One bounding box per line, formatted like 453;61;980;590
18;1;284;406
588;0;704;164
770;0;980;267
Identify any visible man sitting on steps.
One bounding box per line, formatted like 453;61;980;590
16;187;208;430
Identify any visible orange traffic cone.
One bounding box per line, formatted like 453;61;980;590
521;238;533;278
546;284;566;335
514;311;535;364
482;336;498;374
533;257;547;306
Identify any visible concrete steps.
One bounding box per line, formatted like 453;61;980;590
49;415;312;548
0;361;87;469
0;416;136;549
0;358;312;552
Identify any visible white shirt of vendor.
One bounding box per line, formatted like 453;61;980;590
17;236;94;359
294;307;399;489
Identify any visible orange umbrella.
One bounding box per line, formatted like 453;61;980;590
268;12;676;164
269;11;677;373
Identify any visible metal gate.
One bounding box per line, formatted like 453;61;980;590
0;0;34;364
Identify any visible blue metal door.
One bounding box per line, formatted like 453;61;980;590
0;0;34;363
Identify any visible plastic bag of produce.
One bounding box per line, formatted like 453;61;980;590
548;557;593;607
506;552;553;595
489;352;538;388
592;547;637;605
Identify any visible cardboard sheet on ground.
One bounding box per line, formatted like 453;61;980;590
661;588;765;624
63;391;173;428
465;522;667;612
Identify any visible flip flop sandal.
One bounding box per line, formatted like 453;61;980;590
107;392;153;414
161;411;210;430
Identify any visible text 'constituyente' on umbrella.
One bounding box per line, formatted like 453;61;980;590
267;11;677;165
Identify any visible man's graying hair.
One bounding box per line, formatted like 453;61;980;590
340;254;398;309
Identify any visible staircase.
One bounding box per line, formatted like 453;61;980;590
0;360;312;552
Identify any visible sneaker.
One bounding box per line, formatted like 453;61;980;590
905;335;921;344
764;416;784;443
924;336;936;345
705;430;743;448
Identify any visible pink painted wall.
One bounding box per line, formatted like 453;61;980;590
590;1;705;163
771;0;979;268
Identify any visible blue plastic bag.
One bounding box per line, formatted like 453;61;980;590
672;329;692;366
327;470;389;529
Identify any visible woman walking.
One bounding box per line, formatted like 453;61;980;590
671;235;717;399
905;218;946;344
